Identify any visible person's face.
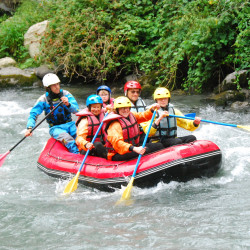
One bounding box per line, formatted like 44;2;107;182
98;90;109;103
90;103;102;116
156;98;169;108
49;83;60;94
127;88;140;103
118;107;131;118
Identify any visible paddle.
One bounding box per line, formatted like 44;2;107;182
116;109;158;205
169;114;250;131
0;101;63;167
63;111;110;195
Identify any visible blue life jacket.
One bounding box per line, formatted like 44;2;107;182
45;90;72;127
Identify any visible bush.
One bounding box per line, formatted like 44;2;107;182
0;0;49;64
0;0;249;92
154;0;249;92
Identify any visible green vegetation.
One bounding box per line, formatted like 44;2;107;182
0;0;249;92
0;0;50;67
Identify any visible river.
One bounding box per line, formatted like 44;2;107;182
0;86;250;249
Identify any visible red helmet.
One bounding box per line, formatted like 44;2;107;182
124;81;142;94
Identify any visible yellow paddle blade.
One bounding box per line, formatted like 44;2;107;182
116;177;134;205
237;125;250;132
63;172;80;194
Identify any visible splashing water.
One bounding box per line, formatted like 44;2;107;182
0;88;250;249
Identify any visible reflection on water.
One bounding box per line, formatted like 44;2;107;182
0;87;250;249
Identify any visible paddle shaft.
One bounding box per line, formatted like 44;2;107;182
131;109;157;178
77;112;109;174
9;101;64;152
169;114;238;128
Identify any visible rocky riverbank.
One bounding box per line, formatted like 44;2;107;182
0;57;249;112
0;18;249;112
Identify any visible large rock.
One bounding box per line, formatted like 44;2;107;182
0;0;20;14
0;2;12;13
240;88;250;99
214;70;249;93
0;66;38;87
124;74;140;83
24;20;50;58
231;101;249;112
0;0;20;9
202;90;247;107
0;57;16;67
35;65;54;79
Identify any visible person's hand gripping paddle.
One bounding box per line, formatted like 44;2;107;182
63;111;110;195
116;109;158;205
0;101;63;167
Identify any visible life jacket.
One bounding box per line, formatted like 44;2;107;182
45;90;72;127
130;97;147;133
151;104;177;140
76;108;105;143
103;112;140;154
102;98;114;108
130;97;147;113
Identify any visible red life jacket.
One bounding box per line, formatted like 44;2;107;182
102;98;114;108
103;112;140;154
76;108;105;143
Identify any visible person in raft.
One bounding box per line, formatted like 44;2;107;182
124;80;147;112
103;96;164;161
25;73;80;154
124;80;148;143
96;85;114;108
141;87;201;148
75;94;108;158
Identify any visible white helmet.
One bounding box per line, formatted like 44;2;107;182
42;73;60;87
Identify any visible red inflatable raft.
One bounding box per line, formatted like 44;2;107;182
37;138;222;192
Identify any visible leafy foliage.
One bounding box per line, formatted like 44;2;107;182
155;0;249;91
0;0;249;92
0;0;50;65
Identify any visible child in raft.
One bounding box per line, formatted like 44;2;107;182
75;94;109;158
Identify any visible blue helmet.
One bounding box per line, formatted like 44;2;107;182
96;85;111;94
86;94;103;107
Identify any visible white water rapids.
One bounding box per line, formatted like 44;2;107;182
0;87;249;249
